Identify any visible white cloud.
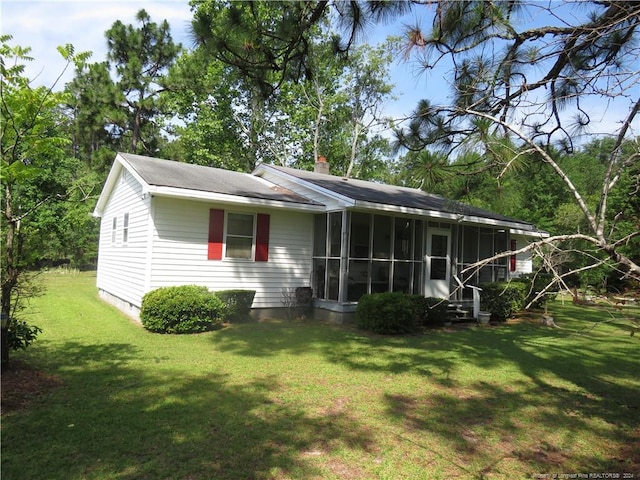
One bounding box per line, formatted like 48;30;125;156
1;0;192;89
1;0;628;141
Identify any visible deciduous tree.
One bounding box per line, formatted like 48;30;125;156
201;1;640;288
1;36;90;366
397;1;640;292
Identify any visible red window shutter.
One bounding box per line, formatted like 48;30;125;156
255;214;270;262
208;209;224;260
510;239;517;272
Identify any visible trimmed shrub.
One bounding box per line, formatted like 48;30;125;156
408;295;427;326
479;282;527;320
140;285;226;334
356;292;418;334
410;296;449;327
512;272;559;309
423;297;450;326
295;286;313;317
215;290;256;322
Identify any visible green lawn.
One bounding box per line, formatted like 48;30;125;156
2;272;639;479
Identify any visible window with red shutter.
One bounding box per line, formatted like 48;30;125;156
255;214;270;262
208;209;269;262
208;209;224;260
510;239;517;272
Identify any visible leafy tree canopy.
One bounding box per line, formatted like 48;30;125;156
190;1;640;287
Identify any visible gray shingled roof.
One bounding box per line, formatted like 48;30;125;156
119;153;537;229
120;153;320;206
268;165;536;227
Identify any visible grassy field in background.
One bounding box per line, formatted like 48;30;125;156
1;271;639;479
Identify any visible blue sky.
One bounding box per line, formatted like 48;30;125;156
0;0;444;126
1;1;631;141
1;1;195;87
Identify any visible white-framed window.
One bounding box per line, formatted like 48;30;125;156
225;212;255;259
208;209;270;262
122;212;129;244
111;217;117;244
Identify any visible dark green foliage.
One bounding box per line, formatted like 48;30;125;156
422;297;450;326
67;10;181;160
356;292;418;334
410;295;449;326
479;282;527;321
214;290;256;322
7;319;42;351
295;287;313;317
512;272;559;309
140;285;226;334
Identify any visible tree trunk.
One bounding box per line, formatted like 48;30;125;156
1;182;17;370
345;121;362;179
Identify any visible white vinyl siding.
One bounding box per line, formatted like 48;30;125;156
111;217;117;244
96;170;151;310
122;212;129;244
510;234;533;277
148;196;313;309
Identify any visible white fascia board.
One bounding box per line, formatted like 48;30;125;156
510;228;550;238
354;200;540;232
353;201;460;220
254;164;355;207
93;166;120;217
93;161;122;217
458;216;537;232
147;186;326;212
93;153;151;217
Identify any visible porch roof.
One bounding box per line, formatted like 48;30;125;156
262;165;542;232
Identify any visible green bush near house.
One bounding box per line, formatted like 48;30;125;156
410;296;449;326
215;290;256;322
356;292;418;334
480;281;527;320
421;296;450;326
140;285;226;333
512;272;559;308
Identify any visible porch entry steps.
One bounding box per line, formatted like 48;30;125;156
446;303;475;323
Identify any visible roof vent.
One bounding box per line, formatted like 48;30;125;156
314;156;330;175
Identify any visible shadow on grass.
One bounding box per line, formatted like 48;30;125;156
2;340;375;480
212;317;639;416
210;311;640;474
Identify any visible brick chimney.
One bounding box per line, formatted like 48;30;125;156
314;156;330;175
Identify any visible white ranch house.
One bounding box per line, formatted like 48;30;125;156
94;153;546;320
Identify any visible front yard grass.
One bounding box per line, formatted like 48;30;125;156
1;272;639;479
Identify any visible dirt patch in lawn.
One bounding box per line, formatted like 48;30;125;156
617;428;640;475
1;360;62;415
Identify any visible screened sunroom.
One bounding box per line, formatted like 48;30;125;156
311;210;515;310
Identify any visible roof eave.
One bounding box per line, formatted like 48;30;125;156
510;227;550;238
93;153;152;217
353;200;541;232
148;186;326;212
254;164;355;207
